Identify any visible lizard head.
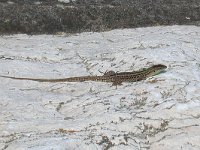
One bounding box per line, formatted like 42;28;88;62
146;64;167;77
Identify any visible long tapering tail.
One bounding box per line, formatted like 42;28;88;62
0;75;105;82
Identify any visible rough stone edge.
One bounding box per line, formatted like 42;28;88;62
0;2;200;34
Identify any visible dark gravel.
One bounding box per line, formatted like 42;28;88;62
0;0;200;34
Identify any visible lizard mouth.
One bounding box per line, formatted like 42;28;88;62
155;69;167;75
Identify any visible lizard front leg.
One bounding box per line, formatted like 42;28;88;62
112;80;122;86
111;80;123;89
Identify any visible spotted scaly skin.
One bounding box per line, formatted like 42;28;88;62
0;64;167;86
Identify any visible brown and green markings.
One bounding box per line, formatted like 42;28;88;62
0;64;167;86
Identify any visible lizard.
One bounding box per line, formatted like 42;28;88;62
0;64;167;86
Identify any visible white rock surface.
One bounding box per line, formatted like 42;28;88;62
0;25;200;150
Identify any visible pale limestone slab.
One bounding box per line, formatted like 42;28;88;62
0;25;200;149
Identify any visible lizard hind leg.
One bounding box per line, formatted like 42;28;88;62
103;70;116;76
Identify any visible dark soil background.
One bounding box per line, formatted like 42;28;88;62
0;0;200;34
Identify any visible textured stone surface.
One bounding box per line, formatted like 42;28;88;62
0;0;200;34
0;25;200;149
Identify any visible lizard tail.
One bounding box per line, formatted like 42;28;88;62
0;75;103;82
